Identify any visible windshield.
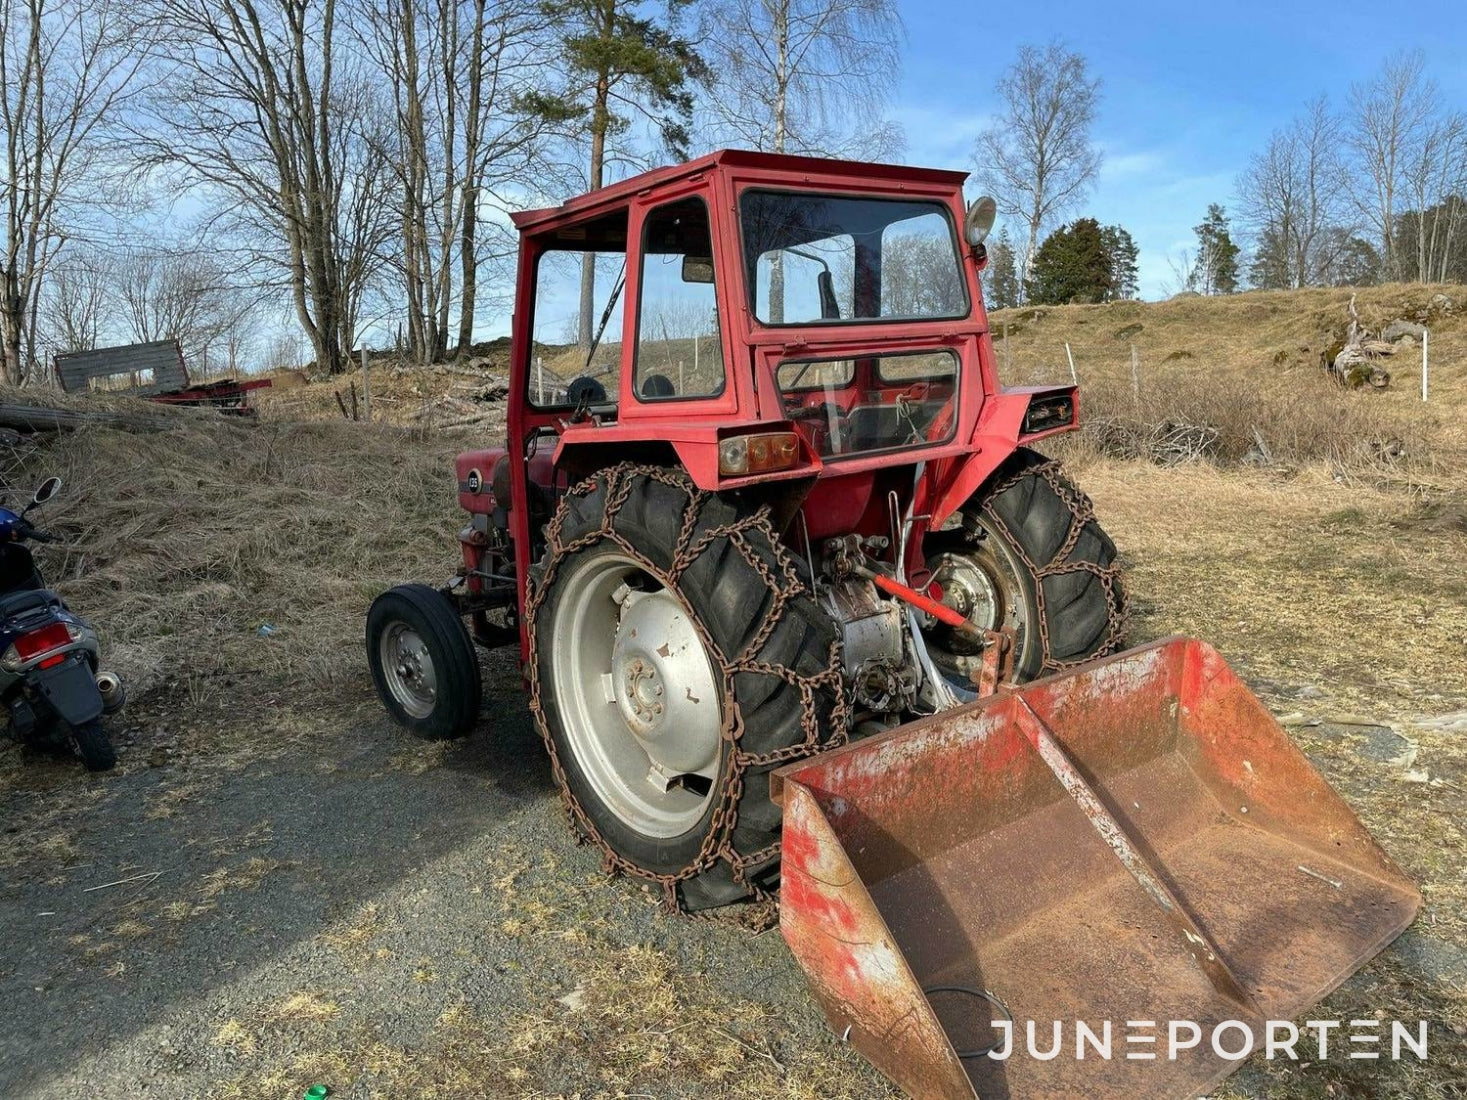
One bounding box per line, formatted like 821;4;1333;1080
740;190;968;325
778;349;959;459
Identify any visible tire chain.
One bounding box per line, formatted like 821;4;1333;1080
972;457;1128;674
526;463;849;914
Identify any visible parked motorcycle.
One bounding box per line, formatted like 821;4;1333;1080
0;477;124;771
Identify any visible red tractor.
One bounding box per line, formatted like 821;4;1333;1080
368;149;1124;908
367;152;1419;1099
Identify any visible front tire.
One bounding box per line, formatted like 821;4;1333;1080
529;465;845;910
924;448;1125;684
367;584;482;739
71;719;116;772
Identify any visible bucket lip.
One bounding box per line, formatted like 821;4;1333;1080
771;634;1202;807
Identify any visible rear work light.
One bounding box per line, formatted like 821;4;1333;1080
2;621;81;671
1023;394;1075;435
718;431;800;477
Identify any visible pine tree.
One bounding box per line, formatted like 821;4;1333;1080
1248;226;1292;290
984;228;1020;309
524;0;707;345
1100;225;1139;299
1026;218;1113;304
1190;204;1240;294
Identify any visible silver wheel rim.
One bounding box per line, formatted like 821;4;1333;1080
380;622;438;719
924;517;1035;682
551;550;724;838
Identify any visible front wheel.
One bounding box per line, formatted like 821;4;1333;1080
367;584;482;739
71;719;116;771
923;449;1126;685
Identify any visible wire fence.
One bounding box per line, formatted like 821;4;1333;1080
988;310;1435;468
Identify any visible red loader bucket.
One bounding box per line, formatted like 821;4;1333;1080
772;637;1420;1099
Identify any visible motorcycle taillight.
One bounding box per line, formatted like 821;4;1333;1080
14;622;74;660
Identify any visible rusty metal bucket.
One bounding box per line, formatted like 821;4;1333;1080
773;638;1420;1099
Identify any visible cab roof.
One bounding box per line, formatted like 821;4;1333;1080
509;149;970;236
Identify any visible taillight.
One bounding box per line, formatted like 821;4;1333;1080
718;431;800;477
1;621;81;671
14;623;73;659
1022;394;1075;435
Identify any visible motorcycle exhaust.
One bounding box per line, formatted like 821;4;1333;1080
95;670;126;715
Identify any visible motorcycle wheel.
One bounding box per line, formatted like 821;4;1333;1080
71;719;116;771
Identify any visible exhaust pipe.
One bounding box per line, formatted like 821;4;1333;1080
95;670;126;715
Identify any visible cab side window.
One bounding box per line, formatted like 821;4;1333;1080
634;198;725;401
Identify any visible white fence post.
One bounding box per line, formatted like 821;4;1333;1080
1064;342;1078;385
1422;328;1429;402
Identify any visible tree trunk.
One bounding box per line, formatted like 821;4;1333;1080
767;1;788;322
456;0;487;358
578;0;614;351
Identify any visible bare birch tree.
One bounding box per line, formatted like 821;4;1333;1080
354;0;552;364
975;42;1102;296
1237;98;1349;289
38;252;109;353
1;0;145;383
139;0;393;373
1346;51;1436;282
1401;107;1467;283
697;0;904;160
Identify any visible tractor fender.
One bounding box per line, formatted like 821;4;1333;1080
926;386;1076;529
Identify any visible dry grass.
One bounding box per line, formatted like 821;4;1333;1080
0;390;470;706
212;941;887;1100
994;283;1467;477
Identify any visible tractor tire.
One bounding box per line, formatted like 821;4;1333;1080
528;464;845;911
924;448;1125;684
71;719;116;772
367;584;482;739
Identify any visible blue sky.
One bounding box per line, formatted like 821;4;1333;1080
893;0;1467;297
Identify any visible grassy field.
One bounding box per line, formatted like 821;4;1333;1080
1;284;1465;1098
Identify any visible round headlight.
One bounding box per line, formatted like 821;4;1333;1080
965;196;997;247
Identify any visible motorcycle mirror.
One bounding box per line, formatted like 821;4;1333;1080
30;476;61;507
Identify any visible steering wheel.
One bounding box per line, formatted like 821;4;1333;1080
785;400;849;455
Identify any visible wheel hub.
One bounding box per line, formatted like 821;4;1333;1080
380;623;437;719
930;552;1000;630
549;551;726;839
611;589;721;775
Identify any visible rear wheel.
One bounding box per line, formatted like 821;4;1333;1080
71;719;116;772
923;448;1125;684
367;584;482;739
529;464;845;910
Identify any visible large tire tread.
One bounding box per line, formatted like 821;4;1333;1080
974;448;1126;676
530;465;843;911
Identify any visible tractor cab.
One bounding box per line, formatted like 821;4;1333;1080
504;151;1024;486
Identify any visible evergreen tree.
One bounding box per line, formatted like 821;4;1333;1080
1248;225;1292;290
984;228;1020;309
524;0;707;345
1100;224;1139;299
1189;204;1240;294
1026;218;1113;304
